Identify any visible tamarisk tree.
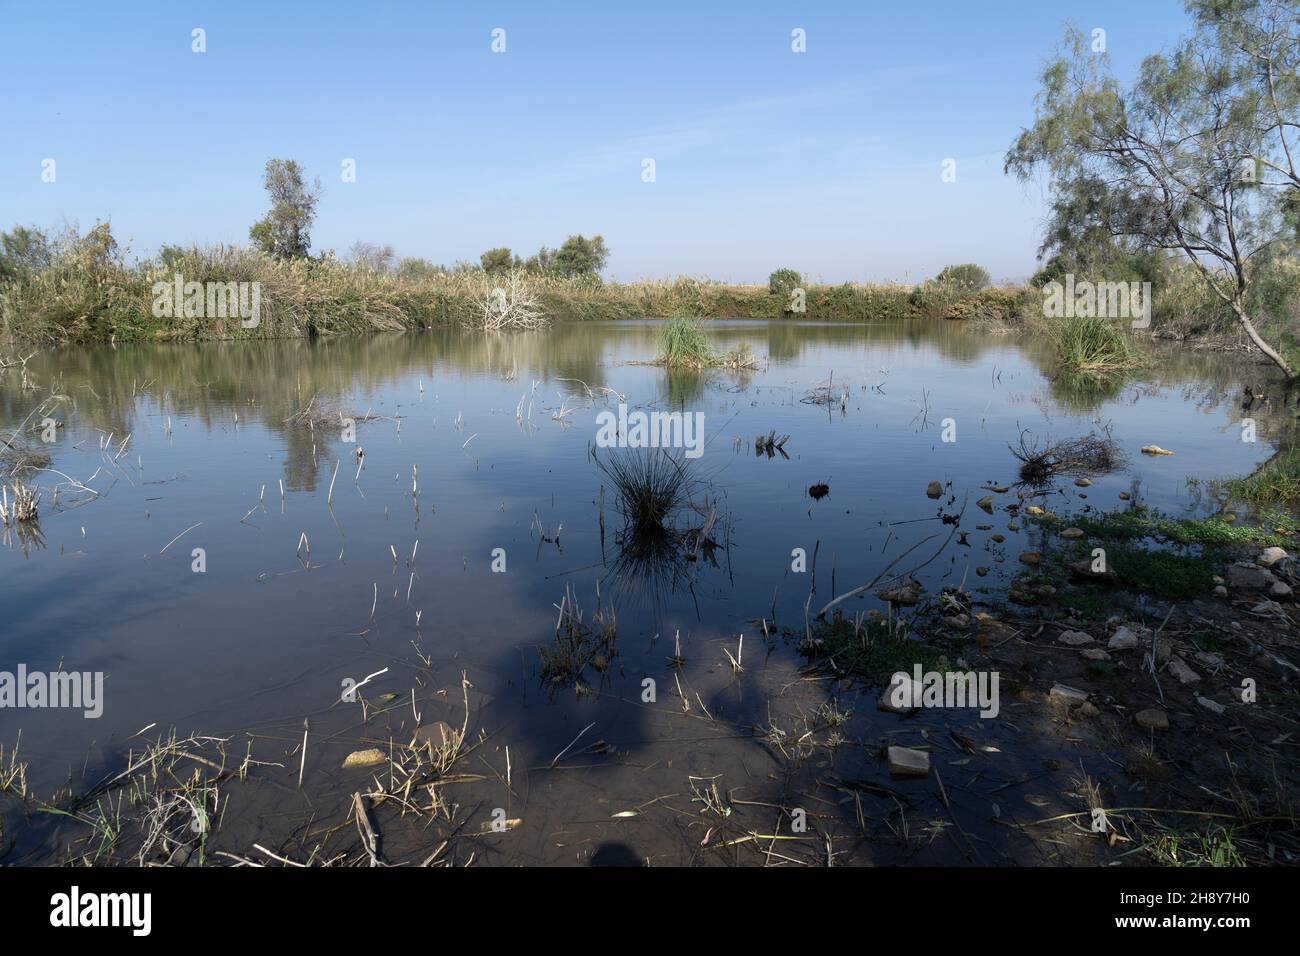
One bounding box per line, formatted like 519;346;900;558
1006;1;1300;378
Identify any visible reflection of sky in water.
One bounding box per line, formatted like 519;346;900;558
0;321;1276;791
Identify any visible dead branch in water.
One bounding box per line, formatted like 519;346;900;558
1010;429;1124;485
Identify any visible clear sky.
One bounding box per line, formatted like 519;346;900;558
1;0;1193;283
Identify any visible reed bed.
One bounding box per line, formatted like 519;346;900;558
0;241;1023;344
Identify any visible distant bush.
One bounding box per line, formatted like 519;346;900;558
768;268;803;297
934;263;991;293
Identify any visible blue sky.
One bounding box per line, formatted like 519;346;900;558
2;0;1192;282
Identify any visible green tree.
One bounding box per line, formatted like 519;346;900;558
0;225;52;279
249;159;321;260
1006;6;1300;378
480;247;516;274
157;244;189;270
552;235;609;278
397;257;444;279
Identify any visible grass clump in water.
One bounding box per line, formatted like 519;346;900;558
658;314;716;368
1049;314;1143;372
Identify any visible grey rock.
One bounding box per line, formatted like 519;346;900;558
1108;626;1142;651
1197;696;1226;716
1227;564;1269;589
1057;630;1094;646
1167;656;1201;685
1135;709;1169;731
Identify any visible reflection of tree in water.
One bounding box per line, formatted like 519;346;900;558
4;321;1290;496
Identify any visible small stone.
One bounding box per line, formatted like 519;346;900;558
1140;444;1175;456
1167;656;1201;685
1060;527;1085;540
976;496;994;514
1213;575;1225;586
1221;511;1237;523
1074;477;1092;487
1135;709;1169;731
1270;581;1293;600
1007;521;1021;532
1154;637;1173;664
1078;701;1101;717
987;485;1010;494
1024;505;1046;517
1118;491;1131;501
1194;651;1225;670
342;748;388;770
1050;683;1089;702
1081;648;1111;662
1197;696;1226;716
1108;626;1141;651
926;480;944;499
1019;551;1042;566
1213;585;1229;598
975;566;989;577
1058;630;1094;646
1258;547;1289;568
991;533;1005;543
886;746;931;777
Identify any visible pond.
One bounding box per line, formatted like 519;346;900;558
0;319;1279;864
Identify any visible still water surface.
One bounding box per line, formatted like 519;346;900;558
0;320;1274;863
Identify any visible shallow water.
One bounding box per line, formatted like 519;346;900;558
0;320;1279;864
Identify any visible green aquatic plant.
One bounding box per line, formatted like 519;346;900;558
658;314;715;368
1048;314;1142;372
